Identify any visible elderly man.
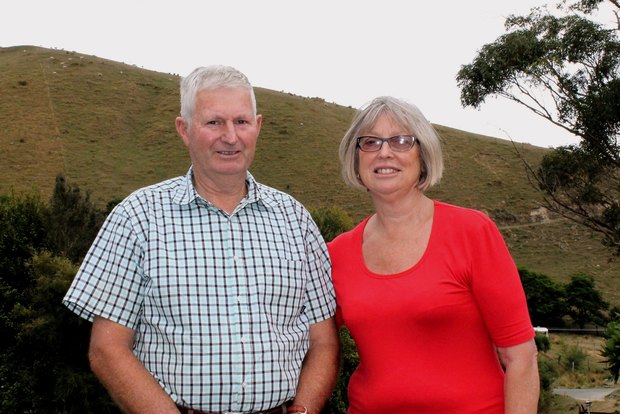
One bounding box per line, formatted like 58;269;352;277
63;65;339;414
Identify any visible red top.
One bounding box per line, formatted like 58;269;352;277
328;201;534;414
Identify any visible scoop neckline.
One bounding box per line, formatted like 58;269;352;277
356;200;439;279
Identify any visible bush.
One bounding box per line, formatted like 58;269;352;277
1;251;119;413
561;345;587;371
601;314;620;383
324;328;359;414
310;206;353;242
0;182;118;413
537;358;558;413
535;333;551;353
43;175;106;263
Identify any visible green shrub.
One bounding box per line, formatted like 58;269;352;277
324;328;359;414
537;358;558;413
310;206;353;242
601;314;620;383
562;345;587;371
535;333;551;353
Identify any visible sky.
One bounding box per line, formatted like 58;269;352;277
2;0;605;148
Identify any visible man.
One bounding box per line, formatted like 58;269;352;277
63;65;339;414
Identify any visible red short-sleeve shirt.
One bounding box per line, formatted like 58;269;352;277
328;201;534;414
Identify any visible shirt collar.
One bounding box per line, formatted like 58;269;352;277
172;166;278;210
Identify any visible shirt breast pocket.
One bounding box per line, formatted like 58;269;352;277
256;258;307;328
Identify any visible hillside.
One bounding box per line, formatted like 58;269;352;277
1;45;618;305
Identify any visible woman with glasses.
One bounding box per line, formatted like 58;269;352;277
328;96;539;413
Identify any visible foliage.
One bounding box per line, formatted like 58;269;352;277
0;185;118;413
310;206;354;242
601;312;620;382
0;192;47;371
0;252;119;413
536;332;552;352
520;267;610;331
564;273;609;328
537;358;558;413
308;206;356;413
0;192;46;289
561;345;588;371
538;144;620;252
519;267;567;327
324;328;359;414
43;175;107;263
457;0;620;253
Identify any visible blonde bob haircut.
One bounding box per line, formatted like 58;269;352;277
339;96;443;192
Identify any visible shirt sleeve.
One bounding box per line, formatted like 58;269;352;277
301;210;336;324
62;201;146;329
468;216;534;347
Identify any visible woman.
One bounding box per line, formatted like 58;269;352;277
328;96;539;413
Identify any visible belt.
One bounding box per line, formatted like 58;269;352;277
176;401;290;414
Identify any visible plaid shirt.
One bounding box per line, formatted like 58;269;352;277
63;168;335;412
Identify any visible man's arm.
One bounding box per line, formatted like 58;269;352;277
497;338;540;414
290;317;340;414
89;316;180;414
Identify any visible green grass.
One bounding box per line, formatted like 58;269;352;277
1;45;618;306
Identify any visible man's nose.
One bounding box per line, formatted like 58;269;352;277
221;121;238;144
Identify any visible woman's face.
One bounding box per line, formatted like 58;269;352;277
357;112;422;197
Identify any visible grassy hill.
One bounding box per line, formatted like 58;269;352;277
1;45;618;305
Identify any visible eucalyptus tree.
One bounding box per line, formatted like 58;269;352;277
457;0;620;253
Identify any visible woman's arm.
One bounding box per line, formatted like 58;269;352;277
497;338;540;414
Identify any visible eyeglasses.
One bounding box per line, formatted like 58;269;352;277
356;135;417;152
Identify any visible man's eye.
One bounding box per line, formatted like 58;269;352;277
235;119;249;125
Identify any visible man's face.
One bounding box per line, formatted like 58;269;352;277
176;87;262;184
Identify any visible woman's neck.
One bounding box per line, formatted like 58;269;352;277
370;192;433;236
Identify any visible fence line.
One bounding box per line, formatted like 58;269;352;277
546;327;606;336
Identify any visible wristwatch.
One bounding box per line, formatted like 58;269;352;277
287;404;308;414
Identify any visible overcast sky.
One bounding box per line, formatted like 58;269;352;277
3;0;609;148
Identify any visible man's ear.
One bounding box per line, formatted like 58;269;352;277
175;116;190;146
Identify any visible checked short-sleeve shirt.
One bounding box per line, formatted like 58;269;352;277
63;168;335;413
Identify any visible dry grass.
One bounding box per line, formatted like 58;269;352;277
542;334;620;413
1;45;619;307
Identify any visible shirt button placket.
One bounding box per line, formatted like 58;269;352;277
228;216;251;406
223;217;243;403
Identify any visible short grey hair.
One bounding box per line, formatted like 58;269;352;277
179;65;256;123
339;96;443;192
